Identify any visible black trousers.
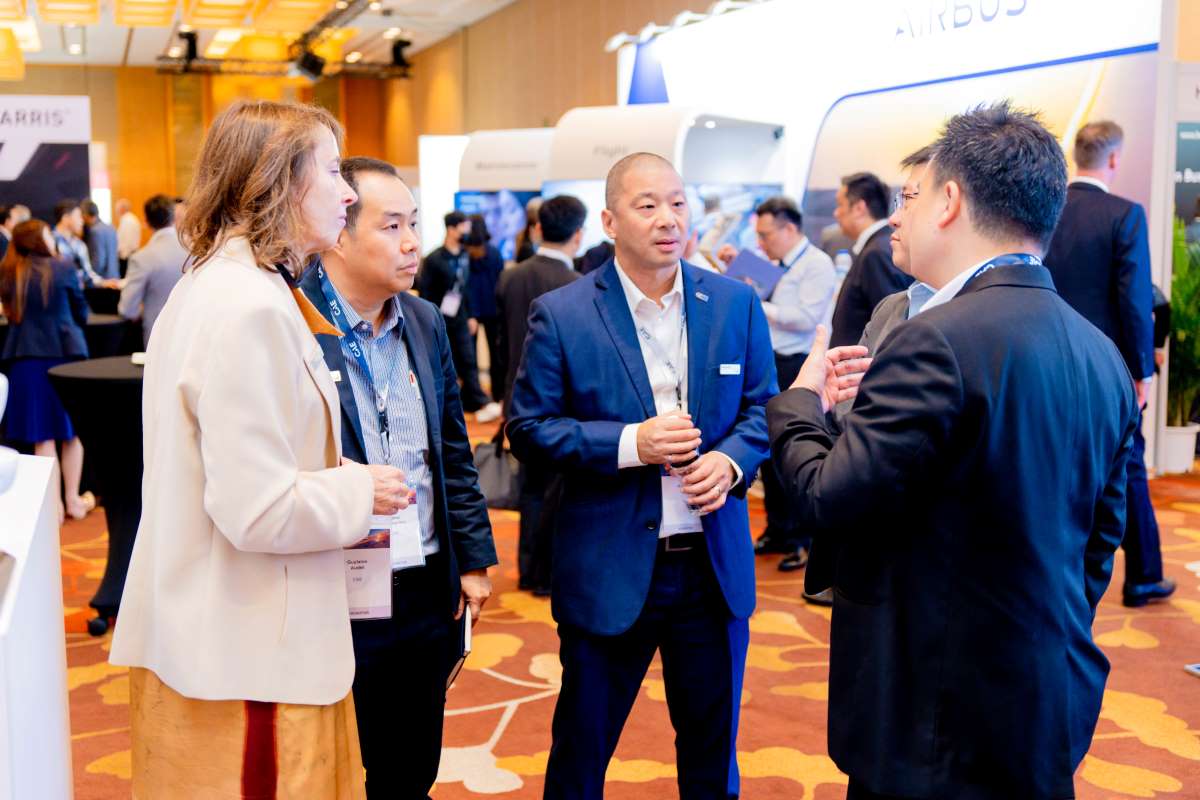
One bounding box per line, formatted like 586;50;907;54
544;539;747;800
517;461;559;589
1123;413;1164;586
351;552;460;800
445;314;492;411
761;351;810;547
846;779;913;799
478;315;506;403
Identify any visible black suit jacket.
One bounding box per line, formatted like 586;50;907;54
828;224;911;347
768;264;1137;799
298;266;498;627
1044;181;1155;379
495;253;579;408
416;245;471;321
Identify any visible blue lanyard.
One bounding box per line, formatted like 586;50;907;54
781;240;811;271
315;263;391;460
966;252;1042;285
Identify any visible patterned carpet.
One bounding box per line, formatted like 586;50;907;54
61;427;1200;799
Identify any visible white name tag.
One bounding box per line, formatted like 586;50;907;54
387;505;426;570
720;363;742;376
344;524;392;621
440;290;463;318
329;370;341;383
660;471;703;537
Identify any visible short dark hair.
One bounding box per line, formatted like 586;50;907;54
444;210;467;229
0;205;11;226
841;173;889;220
930;101;1067;249
900;145;935;169
605;151;675;210
755;196;802;230
1074;120;1124;170
340;156;402;231
53;199;79;225
538;195;587;244
80;199;99;218
144;194;175;230
463;213;490;247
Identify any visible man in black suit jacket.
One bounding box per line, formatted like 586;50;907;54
769;103;1138;800
828;171;912;346
303;158;498;799
495;193;585;593
1045;120;1173;607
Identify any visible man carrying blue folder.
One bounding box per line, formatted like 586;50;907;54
719;197;836;570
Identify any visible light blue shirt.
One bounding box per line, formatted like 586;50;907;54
329;282;439;558
906;281;937;319
761;237;837;356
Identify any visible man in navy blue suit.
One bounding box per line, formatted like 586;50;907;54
507;152;776;800
1045;120;1174;608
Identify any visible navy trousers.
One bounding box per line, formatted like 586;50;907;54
761;351;810;548
1123;414;1164;586
543;539;748;800
351;553;460;800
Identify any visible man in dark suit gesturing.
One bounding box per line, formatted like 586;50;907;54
508;152;776;800
1045;120;1173;607
769;104;1138;800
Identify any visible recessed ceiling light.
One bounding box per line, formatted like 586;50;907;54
368;0;381;9
382;26;400;39
167;45;181;57
334;0;347;7
345;50;361;63
67;43;81;54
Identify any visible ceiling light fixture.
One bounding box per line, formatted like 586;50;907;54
0;27;23;79
39;0;99;25
367;1;380;10
0;0;24;21
344;49;360;63
0;17;42;51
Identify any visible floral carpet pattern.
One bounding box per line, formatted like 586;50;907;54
62;430;1200;799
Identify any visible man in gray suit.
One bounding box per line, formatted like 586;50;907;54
802;146;938;606
82;200;120;280
118;194;188;347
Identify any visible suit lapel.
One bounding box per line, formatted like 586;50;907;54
682;265;711;422
299;270;367;458
594;261;656;418
400;297;441;445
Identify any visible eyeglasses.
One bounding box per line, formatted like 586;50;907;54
890;189;919;215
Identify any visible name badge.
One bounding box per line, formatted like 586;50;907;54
720;363;742;376
388;504;426;570
344;523;392;620
660;468;703;536
440;290;463;318
329;370;342;383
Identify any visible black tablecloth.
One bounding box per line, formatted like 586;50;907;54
0;313;137;359
47;356;143;617
85;286;120;315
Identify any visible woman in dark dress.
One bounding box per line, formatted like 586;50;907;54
0;219;93;520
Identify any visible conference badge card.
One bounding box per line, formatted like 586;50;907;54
344;524;392;620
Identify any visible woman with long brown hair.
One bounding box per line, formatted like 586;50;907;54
0;219;94;520
109;100;410;798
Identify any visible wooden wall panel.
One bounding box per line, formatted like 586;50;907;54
114;68;172;231
344;77;387;159
1181;0;1200;62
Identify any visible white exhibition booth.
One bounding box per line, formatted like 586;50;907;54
0;455;73;800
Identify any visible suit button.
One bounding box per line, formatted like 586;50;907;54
645;521;658;530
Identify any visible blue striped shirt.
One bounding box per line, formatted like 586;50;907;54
328;282;438;558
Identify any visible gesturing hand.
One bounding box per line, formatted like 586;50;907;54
637;410;702;465
365;463;414;515
792;325;872;412
674;451;736;515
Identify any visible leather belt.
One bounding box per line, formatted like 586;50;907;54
657;532;705;554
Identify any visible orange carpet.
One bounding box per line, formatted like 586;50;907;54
61;427;1200;799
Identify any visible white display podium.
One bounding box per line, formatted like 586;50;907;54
0;455;73;800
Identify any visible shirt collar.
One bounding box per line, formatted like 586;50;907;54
780;236;810;268
915;256;992;316
536;245;575;269
613;256;684;315
905;281;937;319
1073;176;1110;193
329;277;403;338
852;218;890;255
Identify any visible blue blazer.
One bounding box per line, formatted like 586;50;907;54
507;259;777;635
2;257;89;361
298;267;498;624
1044;181;1155;380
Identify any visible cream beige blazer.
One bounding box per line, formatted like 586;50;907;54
110;236;374;705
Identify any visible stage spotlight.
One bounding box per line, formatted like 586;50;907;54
296;49;326;80
391;38;411;69
179;29;198;61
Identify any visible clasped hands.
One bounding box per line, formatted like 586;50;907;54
637;410;734;514
792;324;872;412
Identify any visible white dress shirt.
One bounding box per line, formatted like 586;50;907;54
536;245;575;269
851;218;890;255
611;259;740;536
762;237;837;356
117;211;143;259
1072;176;1110;193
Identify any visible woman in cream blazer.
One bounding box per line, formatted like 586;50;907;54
110;100;408;799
